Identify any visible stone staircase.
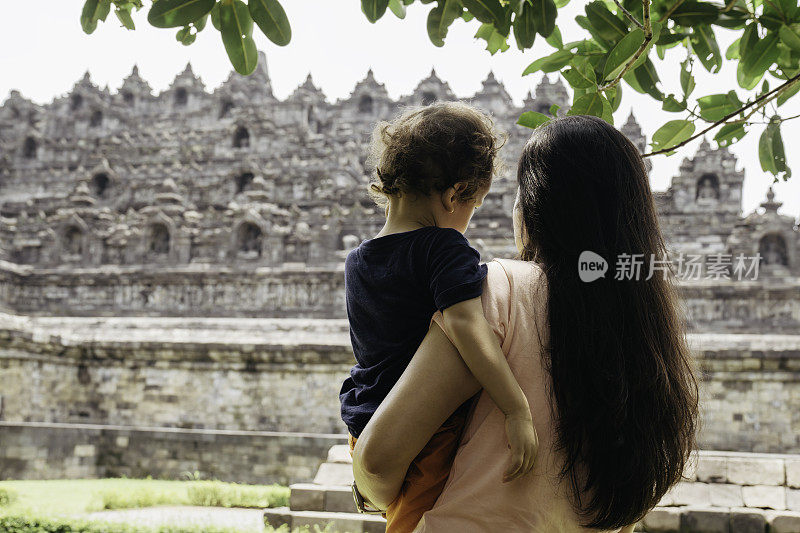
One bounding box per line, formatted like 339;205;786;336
264;445;387;533
265;447;800;532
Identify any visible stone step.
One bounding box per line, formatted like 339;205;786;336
264;507;386;533
313;461;354;486
290;483;358;513
328;444;353;464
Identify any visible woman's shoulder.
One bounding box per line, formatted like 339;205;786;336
484;258;548;329
488;258;546;289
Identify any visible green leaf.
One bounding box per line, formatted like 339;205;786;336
759;117;787;176
633;58;662;99
680;59;695;98
193;13;208;31
530;0;557;37
220;0;258;75
389;0;407;18
725;37;740;60
697;93;741;121
669;1;719;25
562;55;596;88
651;120;695;155
779;24;800;54
462;0;506;28
116;7;135;29
690;24;722;73
567;91;613;124
554;0;570;6
575;15;611;50
176;25;197;44
741;31;780;81
475;23;511;54
249;0;291;46
148;0;215;28
81;0;112;33
523;49;574;74
605;84;622;111
362;0;390;23
602;27;644;81
549;103;561;115
517;111;552;128
210;2;221;30
545;26;563;48
513;1;537;50
564;38;606;55
777;80;800;106
714;121;746;147
662;94;687;112
585;1;627;45
428;0;464;47
656;31;687;46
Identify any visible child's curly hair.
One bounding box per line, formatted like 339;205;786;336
367;101;506;208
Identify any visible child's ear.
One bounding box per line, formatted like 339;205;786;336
440;187;457;214
440;182;469;213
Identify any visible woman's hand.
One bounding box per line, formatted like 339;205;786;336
502;410;539;483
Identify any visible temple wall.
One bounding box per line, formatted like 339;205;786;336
3;263;800;333
1;314;799;457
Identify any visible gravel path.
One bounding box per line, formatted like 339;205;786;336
86;506;265;532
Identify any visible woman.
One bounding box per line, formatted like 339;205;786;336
351;115;700;532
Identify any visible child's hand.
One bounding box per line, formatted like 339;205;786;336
503;410;538;483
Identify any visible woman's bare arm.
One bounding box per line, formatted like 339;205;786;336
351;320;481;510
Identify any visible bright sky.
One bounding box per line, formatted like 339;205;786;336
2;2;799;217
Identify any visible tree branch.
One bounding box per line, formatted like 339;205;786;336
598;0;652;92
612;0;644;29
643;72;800;157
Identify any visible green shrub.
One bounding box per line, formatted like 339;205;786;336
98;487;181;510
186;480;289;508
0;487;18;507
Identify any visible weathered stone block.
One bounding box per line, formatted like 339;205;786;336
727;457;785;486
786;488;800;512
709;483;743;507
668;482;711;506
313;462;353;486
766;511;800;533
642;507;681;532
786;459;800;489
696;456;727;483
729;508;766;533
681;507;730;533
742;485;786;510
325;486;358;513
289;483;324;512
73;444;95;457
327;444;352;464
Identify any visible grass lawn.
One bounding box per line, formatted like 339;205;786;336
0;477;289;520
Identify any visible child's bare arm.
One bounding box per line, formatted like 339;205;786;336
441;296;538;481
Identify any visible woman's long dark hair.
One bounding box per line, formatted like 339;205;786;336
516;115;699;529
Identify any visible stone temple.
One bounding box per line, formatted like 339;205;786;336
1;53;799;529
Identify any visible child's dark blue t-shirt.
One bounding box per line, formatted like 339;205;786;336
339;226;488;438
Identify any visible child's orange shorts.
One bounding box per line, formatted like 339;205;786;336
347;400;473;533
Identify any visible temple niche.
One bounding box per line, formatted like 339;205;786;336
760;233;788;266
726;187;800;279
235;221;264;259
696;173;720;202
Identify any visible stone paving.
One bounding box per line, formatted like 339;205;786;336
86;505;267;532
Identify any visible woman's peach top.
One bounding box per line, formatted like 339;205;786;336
414;258;622;533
